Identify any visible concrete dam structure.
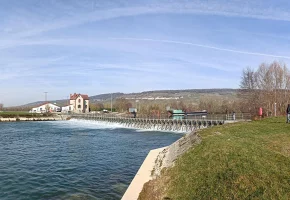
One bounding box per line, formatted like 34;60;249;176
71;114;225;132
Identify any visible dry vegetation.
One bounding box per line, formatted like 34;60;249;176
239;61;290;116
90;95;241;117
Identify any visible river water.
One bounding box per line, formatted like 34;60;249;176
0;120;182;200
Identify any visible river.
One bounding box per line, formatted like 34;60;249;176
0;120;182;200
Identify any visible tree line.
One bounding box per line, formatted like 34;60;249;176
239;61;290;116
89;96;241;117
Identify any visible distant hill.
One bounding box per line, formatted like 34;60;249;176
89;92;125;102
17;88;238;108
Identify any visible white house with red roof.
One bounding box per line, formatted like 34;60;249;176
30;102;61;113
70;93;90;113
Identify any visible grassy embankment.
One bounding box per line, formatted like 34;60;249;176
0;111;52;118
139;117;290;200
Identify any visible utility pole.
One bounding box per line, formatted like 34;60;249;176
111;93;113;112
274;102;277;117
44;92;48;102
136;100;139;111
65;95;70;113
139;100;140;111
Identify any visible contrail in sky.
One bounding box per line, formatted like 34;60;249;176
111;37;290;60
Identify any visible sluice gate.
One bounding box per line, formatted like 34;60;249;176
71;114;225;132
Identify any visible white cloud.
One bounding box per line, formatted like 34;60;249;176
0;56;70;81
110;38;290;60
2;0;290;39
1;0;290;106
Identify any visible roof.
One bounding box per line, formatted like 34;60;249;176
33;102;61;108
80;94;89;100
62;104;73;107
70;93;89;100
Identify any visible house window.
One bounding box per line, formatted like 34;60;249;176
78;105;81;108
85;105;87;108
78;99;81;103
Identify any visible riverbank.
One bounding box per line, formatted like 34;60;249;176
0;117;63;122
138;117;290;199
122;131;201;200
0;113;68;122
122;147;166;200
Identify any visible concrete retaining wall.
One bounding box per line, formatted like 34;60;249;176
122;147;166;200
122;131;202;200
0;116;64;122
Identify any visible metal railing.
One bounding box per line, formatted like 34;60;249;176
70;112;251;121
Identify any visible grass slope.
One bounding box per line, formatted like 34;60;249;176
0;111;50;118
139;117;290;200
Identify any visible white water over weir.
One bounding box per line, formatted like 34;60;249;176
70;114;226;132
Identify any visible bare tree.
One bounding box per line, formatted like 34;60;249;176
240;67;256;89
239;61;290;116
114;98;132;112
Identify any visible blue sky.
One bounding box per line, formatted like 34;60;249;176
1;0;290;106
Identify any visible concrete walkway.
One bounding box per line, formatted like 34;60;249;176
122;147;166;200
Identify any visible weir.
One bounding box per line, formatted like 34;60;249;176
70;114;225;132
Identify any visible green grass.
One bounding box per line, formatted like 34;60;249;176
139;117;290;200
0;111;51;118
0;111;30;115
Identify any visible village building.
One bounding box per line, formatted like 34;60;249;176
61;104;74;113
30;102;61;113
70;93;90;113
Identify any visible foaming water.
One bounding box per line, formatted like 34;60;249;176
58;119;185;134
0;121;182;200
49;119;125;130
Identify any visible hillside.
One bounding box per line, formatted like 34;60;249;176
139;117;290;199
18;88;238;108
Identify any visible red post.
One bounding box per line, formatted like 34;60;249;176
259;107;263;119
